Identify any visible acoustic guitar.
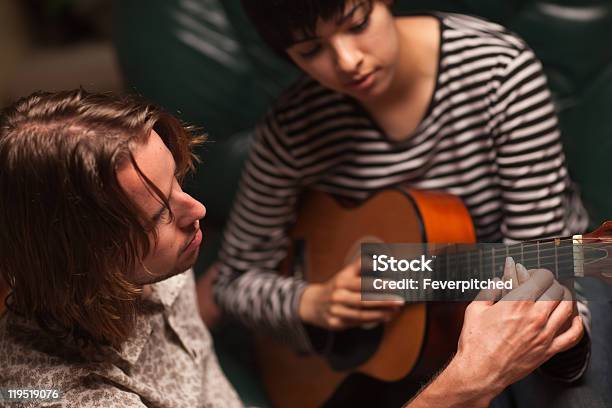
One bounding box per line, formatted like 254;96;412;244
255;187;612;408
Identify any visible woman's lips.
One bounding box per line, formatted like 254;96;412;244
347;69;377;90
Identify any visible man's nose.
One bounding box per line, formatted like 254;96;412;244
332;37;363;74
177;192;206;229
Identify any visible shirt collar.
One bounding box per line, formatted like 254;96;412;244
148;270;189;310
107;270;190;366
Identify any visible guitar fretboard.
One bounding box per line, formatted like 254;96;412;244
433;238;577;282
363;237;584;302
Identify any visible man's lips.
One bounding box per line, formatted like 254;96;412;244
182;229;203;253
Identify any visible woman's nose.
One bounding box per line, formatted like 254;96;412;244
333;37;363;74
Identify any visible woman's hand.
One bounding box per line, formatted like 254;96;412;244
298;259;404;330
196;263;221;329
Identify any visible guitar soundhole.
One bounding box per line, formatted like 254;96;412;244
326;325;384;371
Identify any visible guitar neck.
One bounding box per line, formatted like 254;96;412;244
433;235;590;281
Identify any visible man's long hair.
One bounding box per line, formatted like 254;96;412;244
0;89;204;353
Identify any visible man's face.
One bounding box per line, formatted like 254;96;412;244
117;130;206;285
286;0;399;101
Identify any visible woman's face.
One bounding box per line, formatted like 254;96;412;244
286;0;399;101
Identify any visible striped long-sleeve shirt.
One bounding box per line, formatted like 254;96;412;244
213;13;589;375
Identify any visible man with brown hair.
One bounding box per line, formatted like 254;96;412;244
0;90;242;407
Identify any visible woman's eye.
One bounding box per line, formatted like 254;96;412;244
299;44;322;59
349;14;370;33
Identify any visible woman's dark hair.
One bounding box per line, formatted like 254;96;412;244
241;0;374;58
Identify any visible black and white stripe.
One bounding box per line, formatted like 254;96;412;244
214;13;589;353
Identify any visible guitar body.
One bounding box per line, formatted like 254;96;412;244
255;188;476;408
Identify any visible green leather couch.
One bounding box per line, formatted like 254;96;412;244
114;1;612;406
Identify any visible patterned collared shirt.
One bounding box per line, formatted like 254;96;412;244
0;270;243;408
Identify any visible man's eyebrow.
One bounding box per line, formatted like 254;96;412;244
290;1;368;45
153;161;176;220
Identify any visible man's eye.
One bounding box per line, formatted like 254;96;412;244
153;206;171;223
159;210;170;222
349;14;370;33
299;44;322;59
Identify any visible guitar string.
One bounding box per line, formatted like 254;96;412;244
366;240;612;300
384;240;612;258
425;241;612;262
440;245;611;261
421;242;612;279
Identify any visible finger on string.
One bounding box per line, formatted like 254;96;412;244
341;259;363;277
543;285;574;336
528;281;564;323
516;262;531;285
548;315;583;354
474;277;503;303
502;257;518;296
337;289;404;308
536;275;565;301
502;268;554;301
339;273;363;292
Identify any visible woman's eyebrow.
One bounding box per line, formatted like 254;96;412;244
291;35;319;45
290;0;369;45
336;0;368;25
